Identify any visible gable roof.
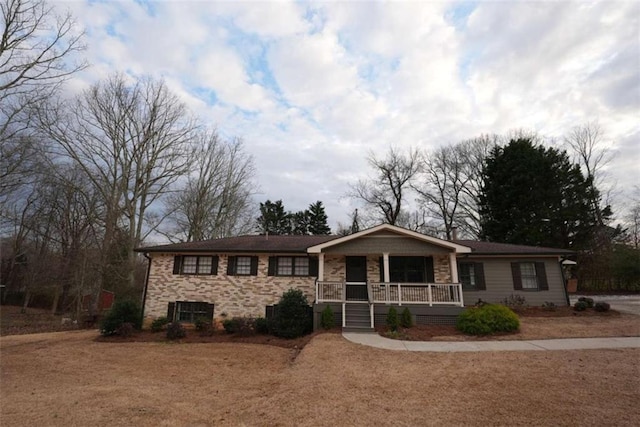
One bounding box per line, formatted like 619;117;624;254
306;224;472;253
136;234;338;254
455;240;573;256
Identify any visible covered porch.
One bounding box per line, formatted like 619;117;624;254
307;224;471;330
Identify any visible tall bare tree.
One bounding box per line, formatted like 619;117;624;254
350;147;419;225
163;131;256;241
564;121;614;225
0;0;86;199
37;73;197;290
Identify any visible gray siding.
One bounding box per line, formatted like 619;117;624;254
324;236;451;254
461;257;568;306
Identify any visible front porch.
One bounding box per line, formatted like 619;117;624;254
314;281;465;330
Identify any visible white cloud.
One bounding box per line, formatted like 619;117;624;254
53;0;639;229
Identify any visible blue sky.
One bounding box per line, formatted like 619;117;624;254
58;0;639;232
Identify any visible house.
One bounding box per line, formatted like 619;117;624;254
136;224;573;331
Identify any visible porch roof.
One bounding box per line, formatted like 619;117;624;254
306;224;472;254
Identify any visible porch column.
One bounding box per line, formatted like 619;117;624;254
449;252;459;283
318;253;324;281
383;252;390;282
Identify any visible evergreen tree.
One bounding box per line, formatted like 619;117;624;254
307;201;331;235
479;138;602;249
256;200;291;235
290;210;310;235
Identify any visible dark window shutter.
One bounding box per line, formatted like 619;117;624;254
211;256;219;275
474;262;486;290
205;303;215;320
309;257;318;277
226;256;236;275
172;256;182;274
167;302;176;321
379;257;384;282
268;256;277;276
250;256;259;276
425;257;435;283
535;262;548;290
511;262;522;290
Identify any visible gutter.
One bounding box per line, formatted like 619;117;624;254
140;252;152;322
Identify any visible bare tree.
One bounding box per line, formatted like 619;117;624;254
0;0;86;199
623;186;640;249
37;73;197;289
350;147;419;225
163;131;256;241
564;121;614;225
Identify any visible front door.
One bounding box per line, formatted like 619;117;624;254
346;256;367;301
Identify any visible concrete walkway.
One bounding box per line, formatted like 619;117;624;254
342;332;640;352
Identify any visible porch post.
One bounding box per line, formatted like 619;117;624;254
449;252;459;283
318;253;324;281
383;252;390;282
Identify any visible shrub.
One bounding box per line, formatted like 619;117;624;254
542;301;557;311
456;304;520;336
400;307;413;328
386;307;399;332
150;316;170;333
100;300;142;336
501;294;527;310
223;317;255;335
166;322;186;340
254;317;269;334
574;301;588;311
578;297;595;308
194;317;213;332
115;322;134;337
594;301;611;312
320;306;335;330
270;289;313;339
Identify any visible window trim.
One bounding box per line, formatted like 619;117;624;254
276;256;310;277
226;255;259;276
168;301;214;323
459;262;477;290
173;255;218;275
511;261;548;292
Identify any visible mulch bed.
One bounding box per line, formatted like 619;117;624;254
96;327;343;349
513;306;621;317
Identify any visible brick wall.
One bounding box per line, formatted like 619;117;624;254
144;253;315;322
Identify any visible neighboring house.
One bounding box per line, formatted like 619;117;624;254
136;224;573;331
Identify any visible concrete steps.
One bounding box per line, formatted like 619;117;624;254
344;303;374;332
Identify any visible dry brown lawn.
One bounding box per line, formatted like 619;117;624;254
1;330;639;426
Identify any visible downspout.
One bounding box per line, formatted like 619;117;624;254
140;252;152;324
559;256;570;306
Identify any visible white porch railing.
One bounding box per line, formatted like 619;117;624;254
316;281;464;307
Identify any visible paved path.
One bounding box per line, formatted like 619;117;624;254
342;332;640;352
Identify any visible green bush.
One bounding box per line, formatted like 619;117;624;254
456;304;520;336
271;289;313;339
400;307;413;328
254;317;269;334
150;316;170;332
320;306;335;329
100;300;142;336
115;322;134;337
166;322;186;340
223;317;255;335
574;301;588;311
594;301;610;312
578;297;594;308
386;307;399;332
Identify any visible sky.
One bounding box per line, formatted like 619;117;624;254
56;0;639;231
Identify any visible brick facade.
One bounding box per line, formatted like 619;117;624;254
145;252;454;324
144;253;315;322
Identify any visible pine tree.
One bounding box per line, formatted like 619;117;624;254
256;200;291;235
307;201;331;235
479;138;601;249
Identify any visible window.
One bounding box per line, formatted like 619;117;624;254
226;256;259;276
511;262;548;291
459;263;476;289
520;263;538;289
387;256;434;283
458;262;485;291
268;256;316;276
172;256;218;275
170;301;213;323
